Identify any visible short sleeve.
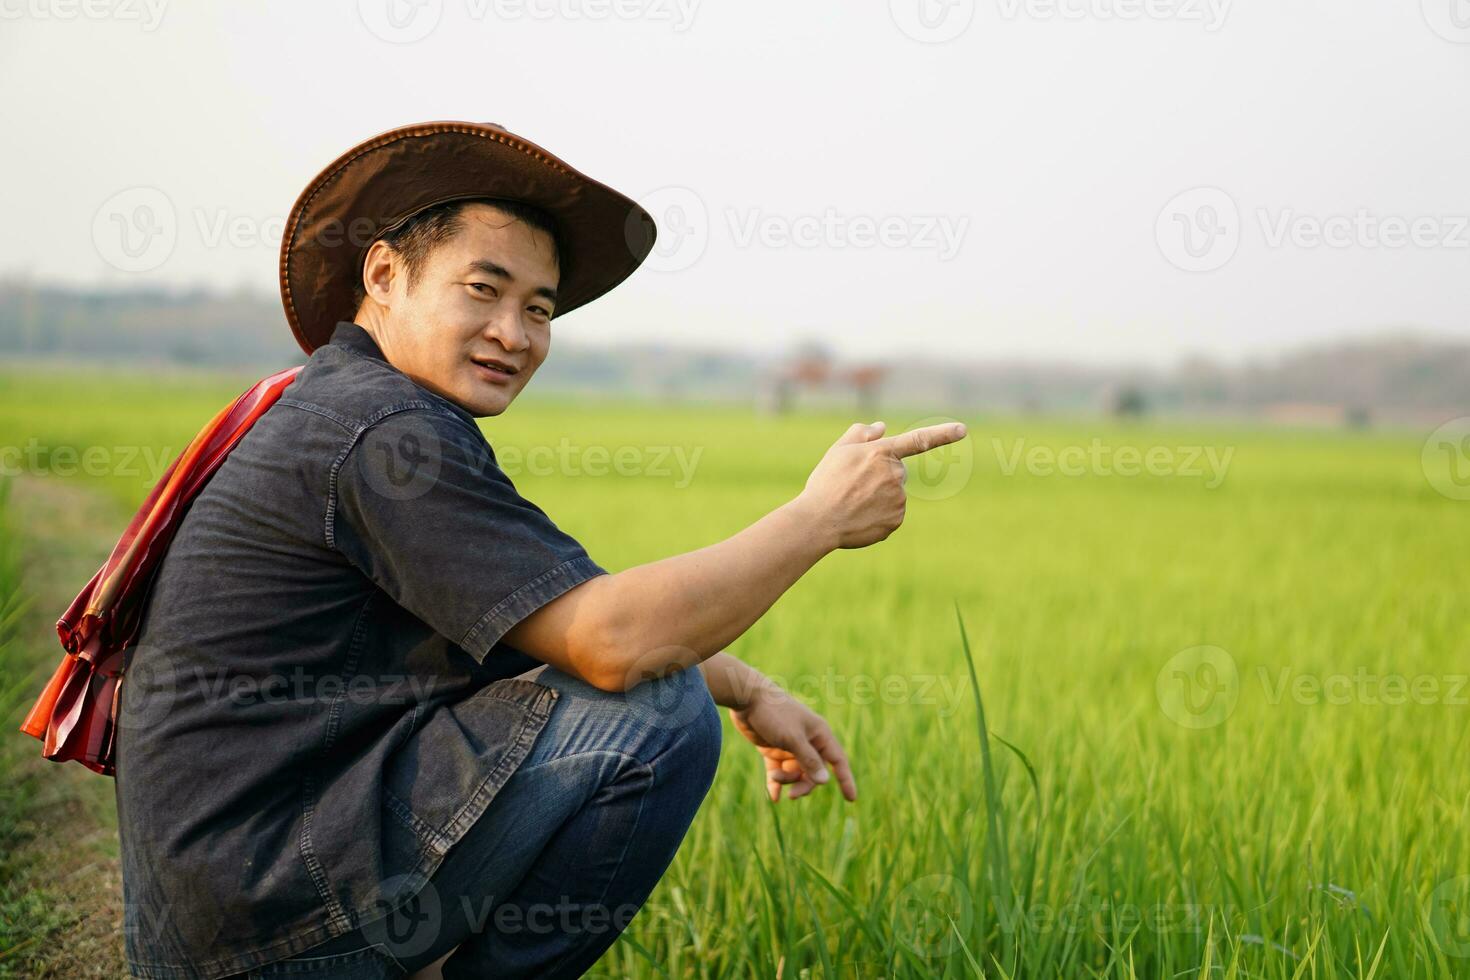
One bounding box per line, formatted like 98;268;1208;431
330;408;607;662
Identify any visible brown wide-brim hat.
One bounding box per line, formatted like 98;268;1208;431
279;120;657;355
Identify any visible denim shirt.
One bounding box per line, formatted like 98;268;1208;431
113;321;607;979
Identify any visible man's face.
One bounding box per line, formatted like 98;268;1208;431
356;203;559;417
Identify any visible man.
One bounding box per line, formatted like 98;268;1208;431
113;121;967;980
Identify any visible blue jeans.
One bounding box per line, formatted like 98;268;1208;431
237;663;722;979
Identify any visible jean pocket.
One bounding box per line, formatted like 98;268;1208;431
247;941;403;977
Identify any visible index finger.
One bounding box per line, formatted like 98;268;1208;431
811;728;857;802
875;422;968;459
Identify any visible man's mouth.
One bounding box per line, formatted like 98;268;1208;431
471;355;519;383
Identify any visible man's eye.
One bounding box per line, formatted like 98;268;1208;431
469;282;496;295
528;306;551;319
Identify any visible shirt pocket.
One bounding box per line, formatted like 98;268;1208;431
381;676;559;858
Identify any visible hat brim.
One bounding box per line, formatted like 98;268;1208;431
279;121;657;355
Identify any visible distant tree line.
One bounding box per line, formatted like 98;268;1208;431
2;279;1467;423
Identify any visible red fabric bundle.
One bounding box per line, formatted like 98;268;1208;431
17;365;303;776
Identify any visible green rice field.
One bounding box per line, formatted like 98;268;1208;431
1;363;1468;978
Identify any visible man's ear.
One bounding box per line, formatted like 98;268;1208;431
360;240;398;307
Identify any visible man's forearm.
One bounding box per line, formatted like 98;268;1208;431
506;495;835;692
595;496;833;682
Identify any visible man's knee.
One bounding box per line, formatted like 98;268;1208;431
536;661;722;786
624;667;722;786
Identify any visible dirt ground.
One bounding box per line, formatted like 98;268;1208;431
3;474;131;978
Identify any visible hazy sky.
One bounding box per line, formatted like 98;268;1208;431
2;1;1467;367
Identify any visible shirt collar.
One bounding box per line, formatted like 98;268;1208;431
326;320;479;428
327;320;388;361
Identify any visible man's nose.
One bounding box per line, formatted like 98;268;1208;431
482;310;530;353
